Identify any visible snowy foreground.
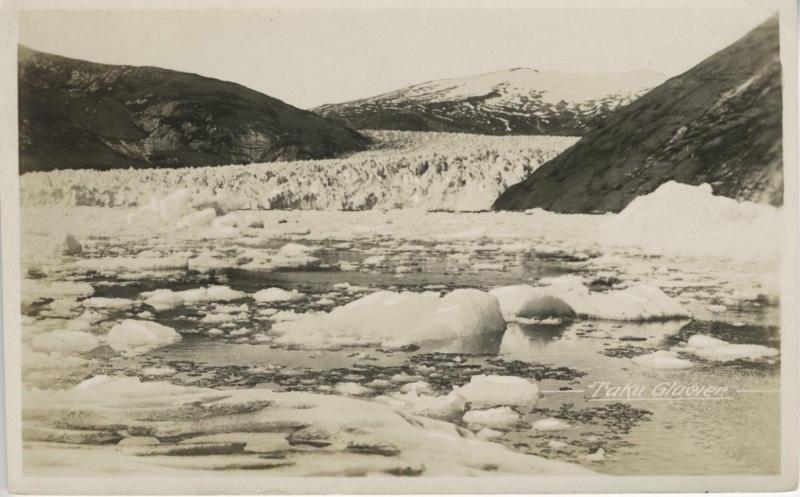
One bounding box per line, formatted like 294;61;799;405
19;181;782;476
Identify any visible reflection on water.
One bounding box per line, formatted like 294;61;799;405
20;207;782;476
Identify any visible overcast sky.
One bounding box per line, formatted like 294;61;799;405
19;1;777;108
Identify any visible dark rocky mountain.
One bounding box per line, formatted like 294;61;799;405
18;46;368;172
314;68;665;136
493;16;782;213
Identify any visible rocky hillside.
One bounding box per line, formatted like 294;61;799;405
493;16;782;213
18;46;368;172
314;68;665;136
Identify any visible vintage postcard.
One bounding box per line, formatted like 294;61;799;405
1;0;798;494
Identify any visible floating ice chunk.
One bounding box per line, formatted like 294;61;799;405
334;382;371;396
188;252;228;273
30;330;100;353
631;350;693;370
489;285;574;319
531;418;571;431
273;289;505;349
332;282;372;293
277;243;317;257
22;374;590;476
180;286;246;304
338;261;359;271
694;344;779;362
584;448;607;462
107;320;182;353
367;379;391;389
476;428;504;441
686;335;728;349
23;280;94;301
490;279;688;321
77;256;187;272
391;373;422;384
43;298;81;317
142;289;185;311
253;288;305;303
141;286;246;311
390;391;466;421
270;310;310;322
453;375;539;408
400;381;434;395
548;440;569;450
177;208;217;230
213;303;249;313
82;297;134;310
463;407;520;430
363;255;386;266
601;181;781;261
22;343;93;373
118;436;160;446
684;335;779;362
201;312;244;324
141;366;177;377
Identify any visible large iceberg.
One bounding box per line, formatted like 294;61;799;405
601;181;781;261
490;277;688;321
272;289;506;349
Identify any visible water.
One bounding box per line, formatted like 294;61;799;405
20;207;781;476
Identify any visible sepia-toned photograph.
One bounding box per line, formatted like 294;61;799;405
1;0;798;494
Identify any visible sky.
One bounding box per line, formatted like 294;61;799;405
18;1;778;109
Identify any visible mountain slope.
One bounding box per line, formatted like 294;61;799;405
314;68;665;136
493;16;782;213
18;46;368;172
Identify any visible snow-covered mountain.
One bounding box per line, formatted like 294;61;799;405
314;68;666;135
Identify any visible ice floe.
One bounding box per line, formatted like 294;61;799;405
22;375;589;476
81;297;134;310
272;289;506;349
252;288;305;303
380;391;467;421
631;350;694;370
107;320;182;353
453;375;539;409
30;330;101;354
463;407;521;430
682;335;779;362
141;286;246;311
601;181;781;261
490;278;688;321
531;418;571;431
22;280;94;302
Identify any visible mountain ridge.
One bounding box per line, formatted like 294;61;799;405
492;16;782;213
18;46;368;172
314;67;666;136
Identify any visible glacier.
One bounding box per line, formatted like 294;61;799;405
20;131;577;212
